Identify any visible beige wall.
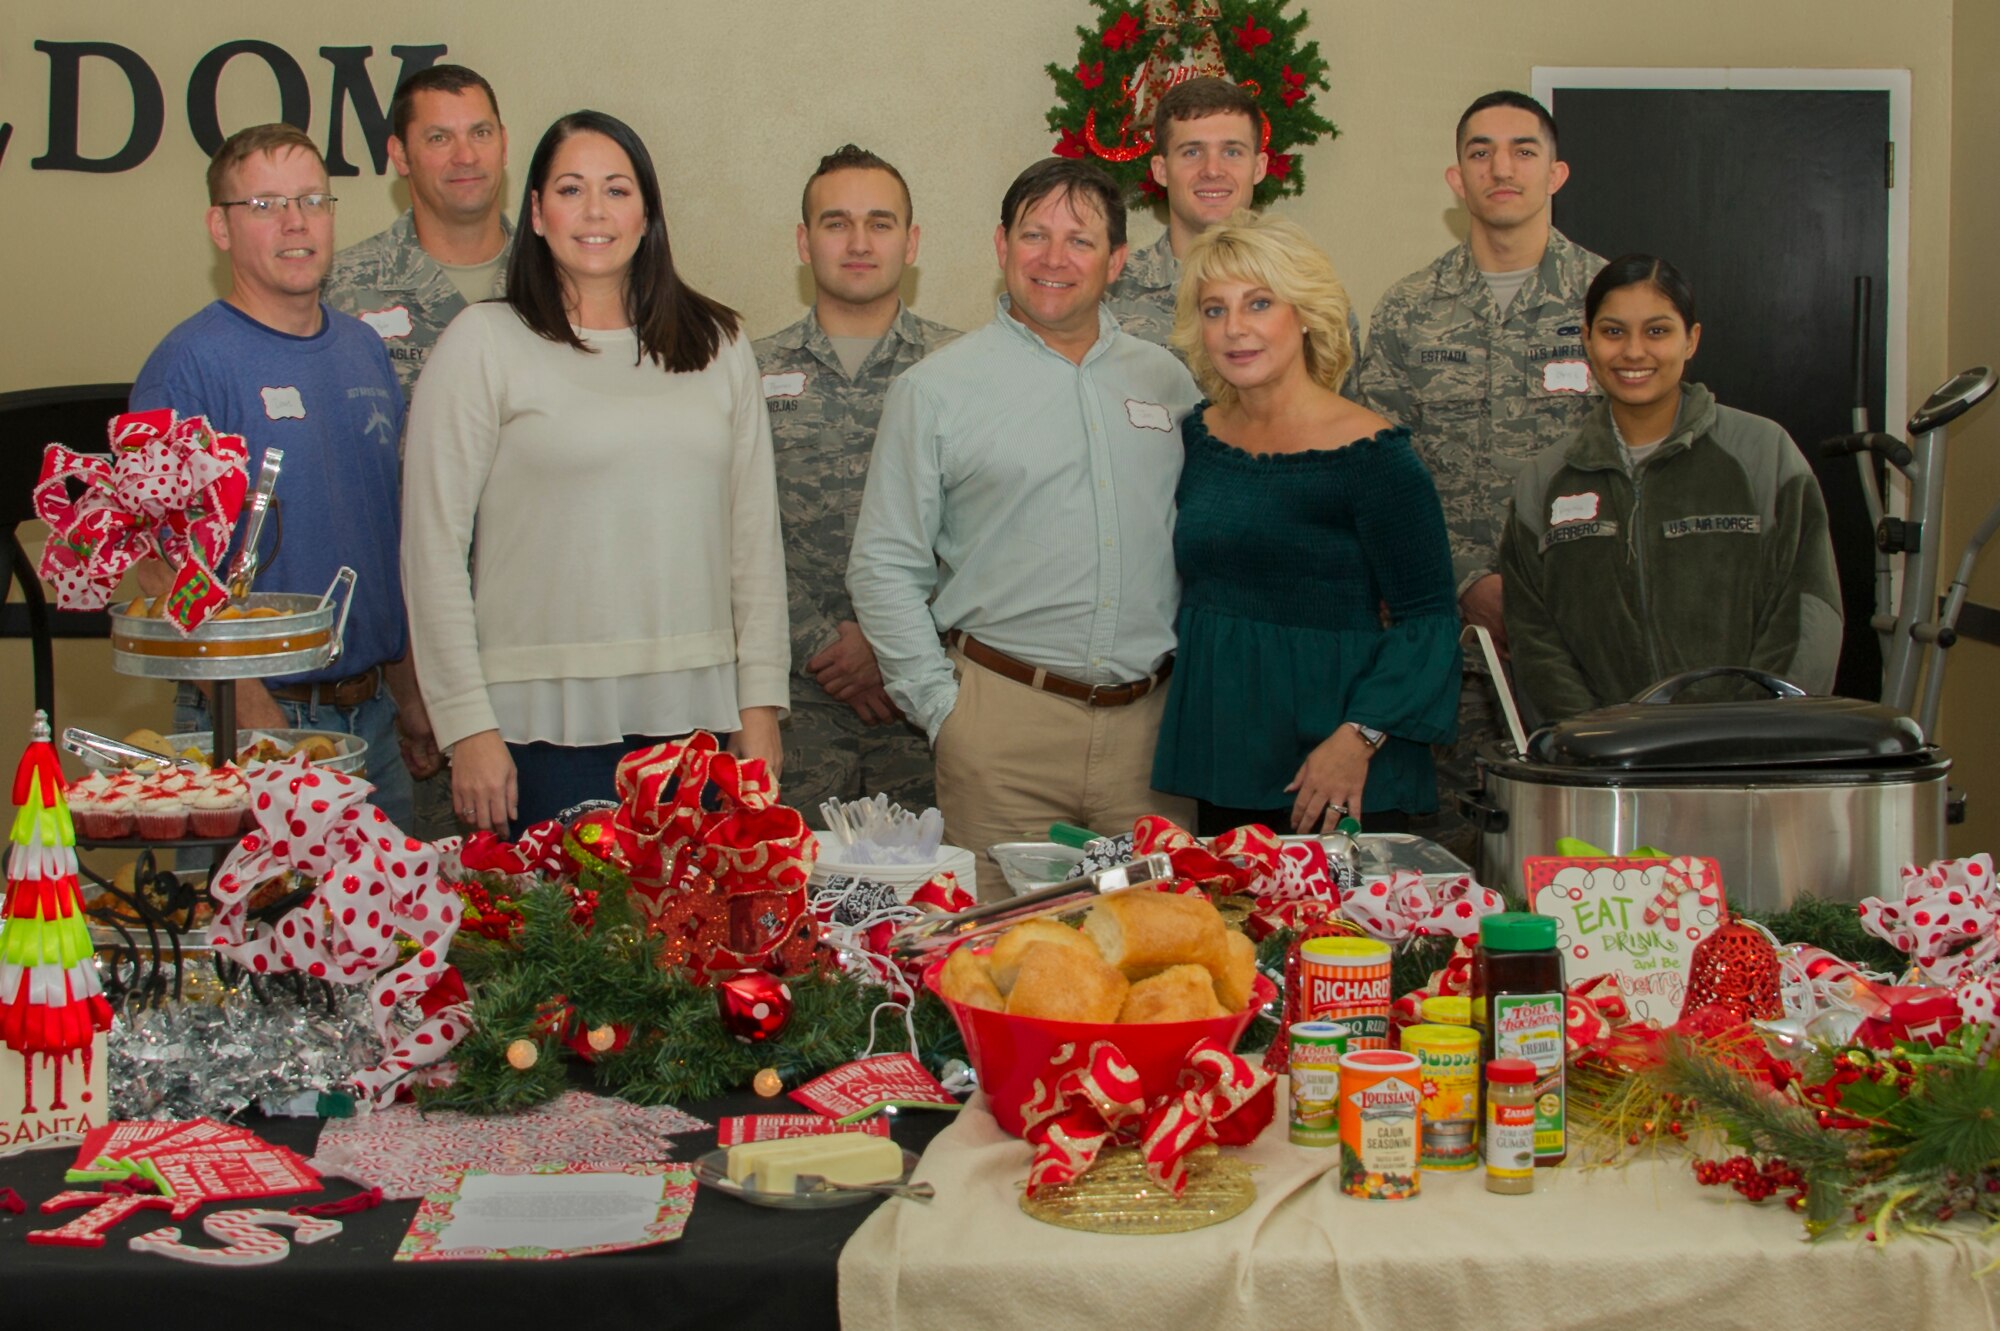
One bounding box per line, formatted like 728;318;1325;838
1942;0;2000;854
3;0;1982;843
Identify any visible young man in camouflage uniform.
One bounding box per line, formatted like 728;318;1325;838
1356;90;1607;859
755;146;957;816
324;65;513;401
324;64;511;840
1105;76;1359;385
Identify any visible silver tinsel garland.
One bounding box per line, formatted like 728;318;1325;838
107;971;383;1121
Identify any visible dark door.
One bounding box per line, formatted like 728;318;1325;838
1550;87;1889;700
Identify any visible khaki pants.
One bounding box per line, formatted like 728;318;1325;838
934;648;1195;902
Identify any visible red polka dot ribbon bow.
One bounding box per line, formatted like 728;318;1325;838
212;758;469;1105
33;409;248;633
1857;854;1999;986
1338;869;1504;944
1019;1037;1274;1198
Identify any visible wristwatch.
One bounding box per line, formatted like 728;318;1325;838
1347;722;1387;750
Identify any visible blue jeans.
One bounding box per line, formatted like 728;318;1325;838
175;680;414;832
507;734;676;839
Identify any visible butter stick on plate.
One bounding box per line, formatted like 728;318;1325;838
725;1134;905;1193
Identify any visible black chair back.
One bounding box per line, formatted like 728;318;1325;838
1;383;133;726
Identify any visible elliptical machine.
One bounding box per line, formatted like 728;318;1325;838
1821;325;1996;744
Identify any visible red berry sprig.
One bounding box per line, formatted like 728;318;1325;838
1691;1155;1807;1207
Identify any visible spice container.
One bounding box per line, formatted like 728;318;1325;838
1337;1049;1421;1199
1298;936;1393;1049
1484;1058;1538;1194
1419;994;1470;1027
1400;1023;1480;1171
1473;912;1566;1165
1288;1021;1350;1146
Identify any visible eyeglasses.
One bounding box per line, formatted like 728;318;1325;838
217;193;338;218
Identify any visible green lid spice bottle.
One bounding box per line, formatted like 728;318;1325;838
1473;912;1566;1166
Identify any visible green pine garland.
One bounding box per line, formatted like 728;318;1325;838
1043;1;1337;203
421;882;963;1113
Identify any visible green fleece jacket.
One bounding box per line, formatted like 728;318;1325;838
1499;383;1843;723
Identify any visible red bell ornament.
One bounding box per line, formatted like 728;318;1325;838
717;971;794;1044
1681;916;1783;1023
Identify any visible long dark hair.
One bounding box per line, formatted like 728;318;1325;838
1585;253;1697;328
506;110;738;371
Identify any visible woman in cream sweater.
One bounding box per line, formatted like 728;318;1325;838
403;110;787;834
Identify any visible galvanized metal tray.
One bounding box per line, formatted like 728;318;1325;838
109;566;355;680
74;727;367;776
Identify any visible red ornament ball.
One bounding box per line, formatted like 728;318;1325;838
717;971;794;1044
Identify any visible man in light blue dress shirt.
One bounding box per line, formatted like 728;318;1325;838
848;157;1199;899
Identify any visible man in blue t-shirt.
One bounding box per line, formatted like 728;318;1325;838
131;122;438;829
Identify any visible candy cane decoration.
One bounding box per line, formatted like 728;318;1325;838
1642;856;1720;933
130;1208;342;1266
26;1190;183;1247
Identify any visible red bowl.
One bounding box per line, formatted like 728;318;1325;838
923;953;1277;1139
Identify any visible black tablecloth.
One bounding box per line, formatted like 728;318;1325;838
0;1092;955;1330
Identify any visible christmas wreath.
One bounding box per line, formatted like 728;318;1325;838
1044;0;1337;202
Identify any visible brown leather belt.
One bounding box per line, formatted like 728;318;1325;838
267;665;383;708
945;630;1169;707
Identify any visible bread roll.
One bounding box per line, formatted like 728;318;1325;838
987;918;1100;994
1006;941;1128;1023
1118;964;1226;1023
939;946;1004;1012
1210;929;1259;1014
123;727;173;758
1082;889;1228;980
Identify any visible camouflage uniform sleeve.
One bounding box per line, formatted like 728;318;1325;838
1355;292;1419;433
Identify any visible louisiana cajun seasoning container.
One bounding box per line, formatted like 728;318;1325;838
1298;936;1393;1049
1337;1049;1421;1199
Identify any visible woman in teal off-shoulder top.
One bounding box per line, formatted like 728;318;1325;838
1151;212;1461;837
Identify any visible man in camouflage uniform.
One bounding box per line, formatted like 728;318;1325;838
325;64;512;839
1356;90;1607;862
755;146;957;816
325;65;513;402
1106;76;1360;390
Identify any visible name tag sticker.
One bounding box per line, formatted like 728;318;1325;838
761;372;807;399
358;305;413;340
1542;359;1592;393
1124;399;1172;431
1550;492;1600;526
260;386;305;421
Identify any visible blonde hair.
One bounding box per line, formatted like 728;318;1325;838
207;122;323;204
1171;210;1354;409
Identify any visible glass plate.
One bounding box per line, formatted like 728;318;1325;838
692;1146;920;1210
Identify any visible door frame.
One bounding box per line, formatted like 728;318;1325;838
1531;67;1912;446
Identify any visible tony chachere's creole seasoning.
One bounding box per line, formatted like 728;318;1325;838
1474;913;1566;1164
1337;1049;1422;1199
1400;1023;1480;1170
1298;936;1392;1049
1288;1021;1351;1146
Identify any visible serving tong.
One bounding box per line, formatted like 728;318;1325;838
62;727;201;770
886;852;1175;963
225;448;285;601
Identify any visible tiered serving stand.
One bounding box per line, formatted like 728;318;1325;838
76;569;355;1002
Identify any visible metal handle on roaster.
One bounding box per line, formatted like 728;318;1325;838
885;852;1176;961
318;566;358;665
